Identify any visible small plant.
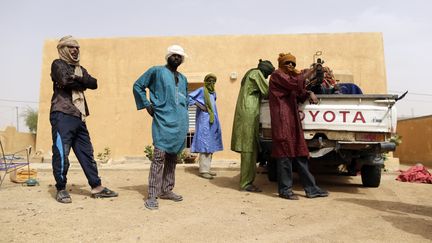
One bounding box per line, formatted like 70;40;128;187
96;147;111;164
21;107;38;133
180;148;197;164
383;134;402;162
144;145;196;163
390;134;402;146
144;145;154;161
177;149;187;163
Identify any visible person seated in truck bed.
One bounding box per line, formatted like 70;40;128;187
304;61;363;95
305;63;338;94
336;83;363;94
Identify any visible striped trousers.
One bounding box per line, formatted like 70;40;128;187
148;147;178;199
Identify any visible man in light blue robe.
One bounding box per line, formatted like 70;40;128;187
133;45;189;210
188;73;223;179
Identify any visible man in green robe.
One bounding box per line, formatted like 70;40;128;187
133;45;189;210
231;59;275;192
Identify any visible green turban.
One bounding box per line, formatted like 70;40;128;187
204;73;217;124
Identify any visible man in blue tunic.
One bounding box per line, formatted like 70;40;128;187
133;45;189;210
188;73;223;179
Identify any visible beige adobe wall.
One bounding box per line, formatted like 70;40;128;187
36;33;387;161
394;116;432;167
0;126;36;155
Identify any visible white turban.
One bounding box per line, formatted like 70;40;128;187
165;44;188;63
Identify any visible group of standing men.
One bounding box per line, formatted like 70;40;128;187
49;35;327;210
231;53;328;200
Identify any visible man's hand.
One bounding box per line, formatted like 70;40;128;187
308;91;319;104
195;102;207;112
146;105;154;117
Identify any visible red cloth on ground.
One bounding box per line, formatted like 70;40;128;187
396;164;432;184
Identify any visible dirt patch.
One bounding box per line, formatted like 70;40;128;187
0;165;431;242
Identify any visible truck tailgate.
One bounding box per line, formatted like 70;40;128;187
260;94;397;133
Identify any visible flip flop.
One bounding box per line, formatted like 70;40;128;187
91;187;119;198
208;171;217;176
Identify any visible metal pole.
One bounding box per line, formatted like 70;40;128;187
15;106;19;132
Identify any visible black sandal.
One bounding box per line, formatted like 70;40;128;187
91;187;119;198
242;184;262;192
56;190;72;203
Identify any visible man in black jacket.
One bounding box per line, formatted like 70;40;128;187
50;35;118;203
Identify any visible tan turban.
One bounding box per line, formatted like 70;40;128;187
57;35;81;67
277;53;296;68
57;35;86;121
278;52;301;74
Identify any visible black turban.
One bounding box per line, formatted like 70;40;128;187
257;59;275;78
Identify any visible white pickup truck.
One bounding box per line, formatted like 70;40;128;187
259;94;398;187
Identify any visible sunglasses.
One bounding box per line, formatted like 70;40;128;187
283;61;296;67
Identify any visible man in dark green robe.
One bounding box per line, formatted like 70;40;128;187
231;60;275;192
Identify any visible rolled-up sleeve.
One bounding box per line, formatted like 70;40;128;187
133;67;155;110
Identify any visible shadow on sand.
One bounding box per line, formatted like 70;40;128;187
337;198;432;239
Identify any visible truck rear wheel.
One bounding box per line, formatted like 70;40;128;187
361;164;381;187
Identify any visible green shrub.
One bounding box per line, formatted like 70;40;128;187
96;147;111;163
144;145;196;163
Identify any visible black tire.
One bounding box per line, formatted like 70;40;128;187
361;164;381;187
267;158;278;182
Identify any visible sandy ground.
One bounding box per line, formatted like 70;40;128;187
0;162;431;243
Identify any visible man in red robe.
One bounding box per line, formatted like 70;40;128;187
269;52;328;200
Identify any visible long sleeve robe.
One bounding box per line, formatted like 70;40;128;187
188;87;223;153
231;69;269;152
268;69;310;158
133;66;189;154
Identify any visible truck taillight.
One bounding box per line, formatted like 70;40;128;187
355;133;385;142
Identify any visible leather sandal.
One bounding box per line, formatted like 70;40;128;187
145;198;159;210
279;193;299;200
200;173;214;179
56;190;72;203
159;191;183;202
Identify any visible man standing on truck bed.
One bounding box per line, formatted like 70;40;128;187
269;52;328;200
231;59;275;192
